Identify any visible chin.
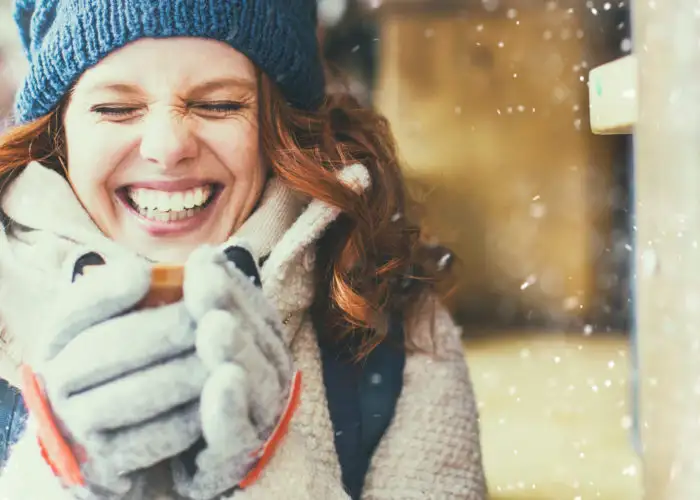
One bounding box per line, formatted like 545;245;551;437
121;238;204;264
110;210;233;264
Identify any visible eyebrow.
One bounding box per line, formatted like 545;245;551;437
81;77;257;96
189;77;257;94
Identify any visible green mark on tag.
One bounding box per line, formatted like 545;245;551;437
595;78;603;97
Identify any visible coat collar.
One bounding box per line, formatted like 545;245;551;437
1;161;371;271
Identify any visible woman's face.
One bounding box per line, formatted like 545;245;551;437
63;37;267;263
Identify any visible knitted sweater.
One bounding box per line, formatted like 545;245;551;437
0;162;487;499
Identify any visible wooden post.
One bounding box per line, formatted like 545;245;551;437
633;2;700;498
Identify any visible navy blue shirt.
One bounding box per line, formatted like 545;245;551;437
317;314;405;500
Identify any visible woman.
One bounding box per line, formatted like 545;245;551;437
0;0;487;499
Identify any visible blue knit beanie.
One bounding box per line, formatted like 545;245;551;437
13;0;325;124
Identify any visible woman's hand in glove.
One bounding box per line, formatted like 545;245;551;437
23;254;206;498
172;244;299;500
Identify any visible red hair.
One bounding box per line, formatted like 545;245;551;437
0;75;453;357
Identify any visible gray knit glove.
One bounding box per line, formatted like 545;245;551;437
27;254;206;498
171;244;297;500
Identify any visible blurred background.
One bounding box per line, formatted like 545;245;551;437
317;2;640;498
0;0;641;498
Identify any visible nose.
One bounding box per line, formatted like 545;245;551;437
139;108;198;169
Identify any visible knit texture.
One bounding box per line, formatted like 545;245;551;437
13;0;324;123
0;162;487;499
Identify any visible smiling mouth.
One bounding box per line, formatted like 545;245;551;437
118;183;222;223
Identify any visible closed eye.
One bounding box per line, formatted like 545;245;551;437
89;100;249;121
90;105;141;118
189;101;248;117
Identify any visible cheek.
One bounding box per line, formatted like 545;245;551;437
214;123;266;182
64;117;122;219
67;156;116;227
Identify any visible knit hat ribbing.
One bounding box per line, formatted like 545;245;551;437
13;0;325;123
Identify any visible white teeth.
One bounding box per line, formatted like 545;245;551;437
168;192;182;212
126;185;213;212
126;184;214;223
184;191;194;209
156;192;169;211
137;205;204;223
131;189;142;206
193;187;205;206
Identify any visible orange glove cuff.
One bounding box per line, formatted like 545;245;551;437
20;365;303;492
20;364;85;487
238;370;302;489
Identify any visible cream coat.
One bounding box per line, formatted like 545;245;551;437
0;162;487;499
